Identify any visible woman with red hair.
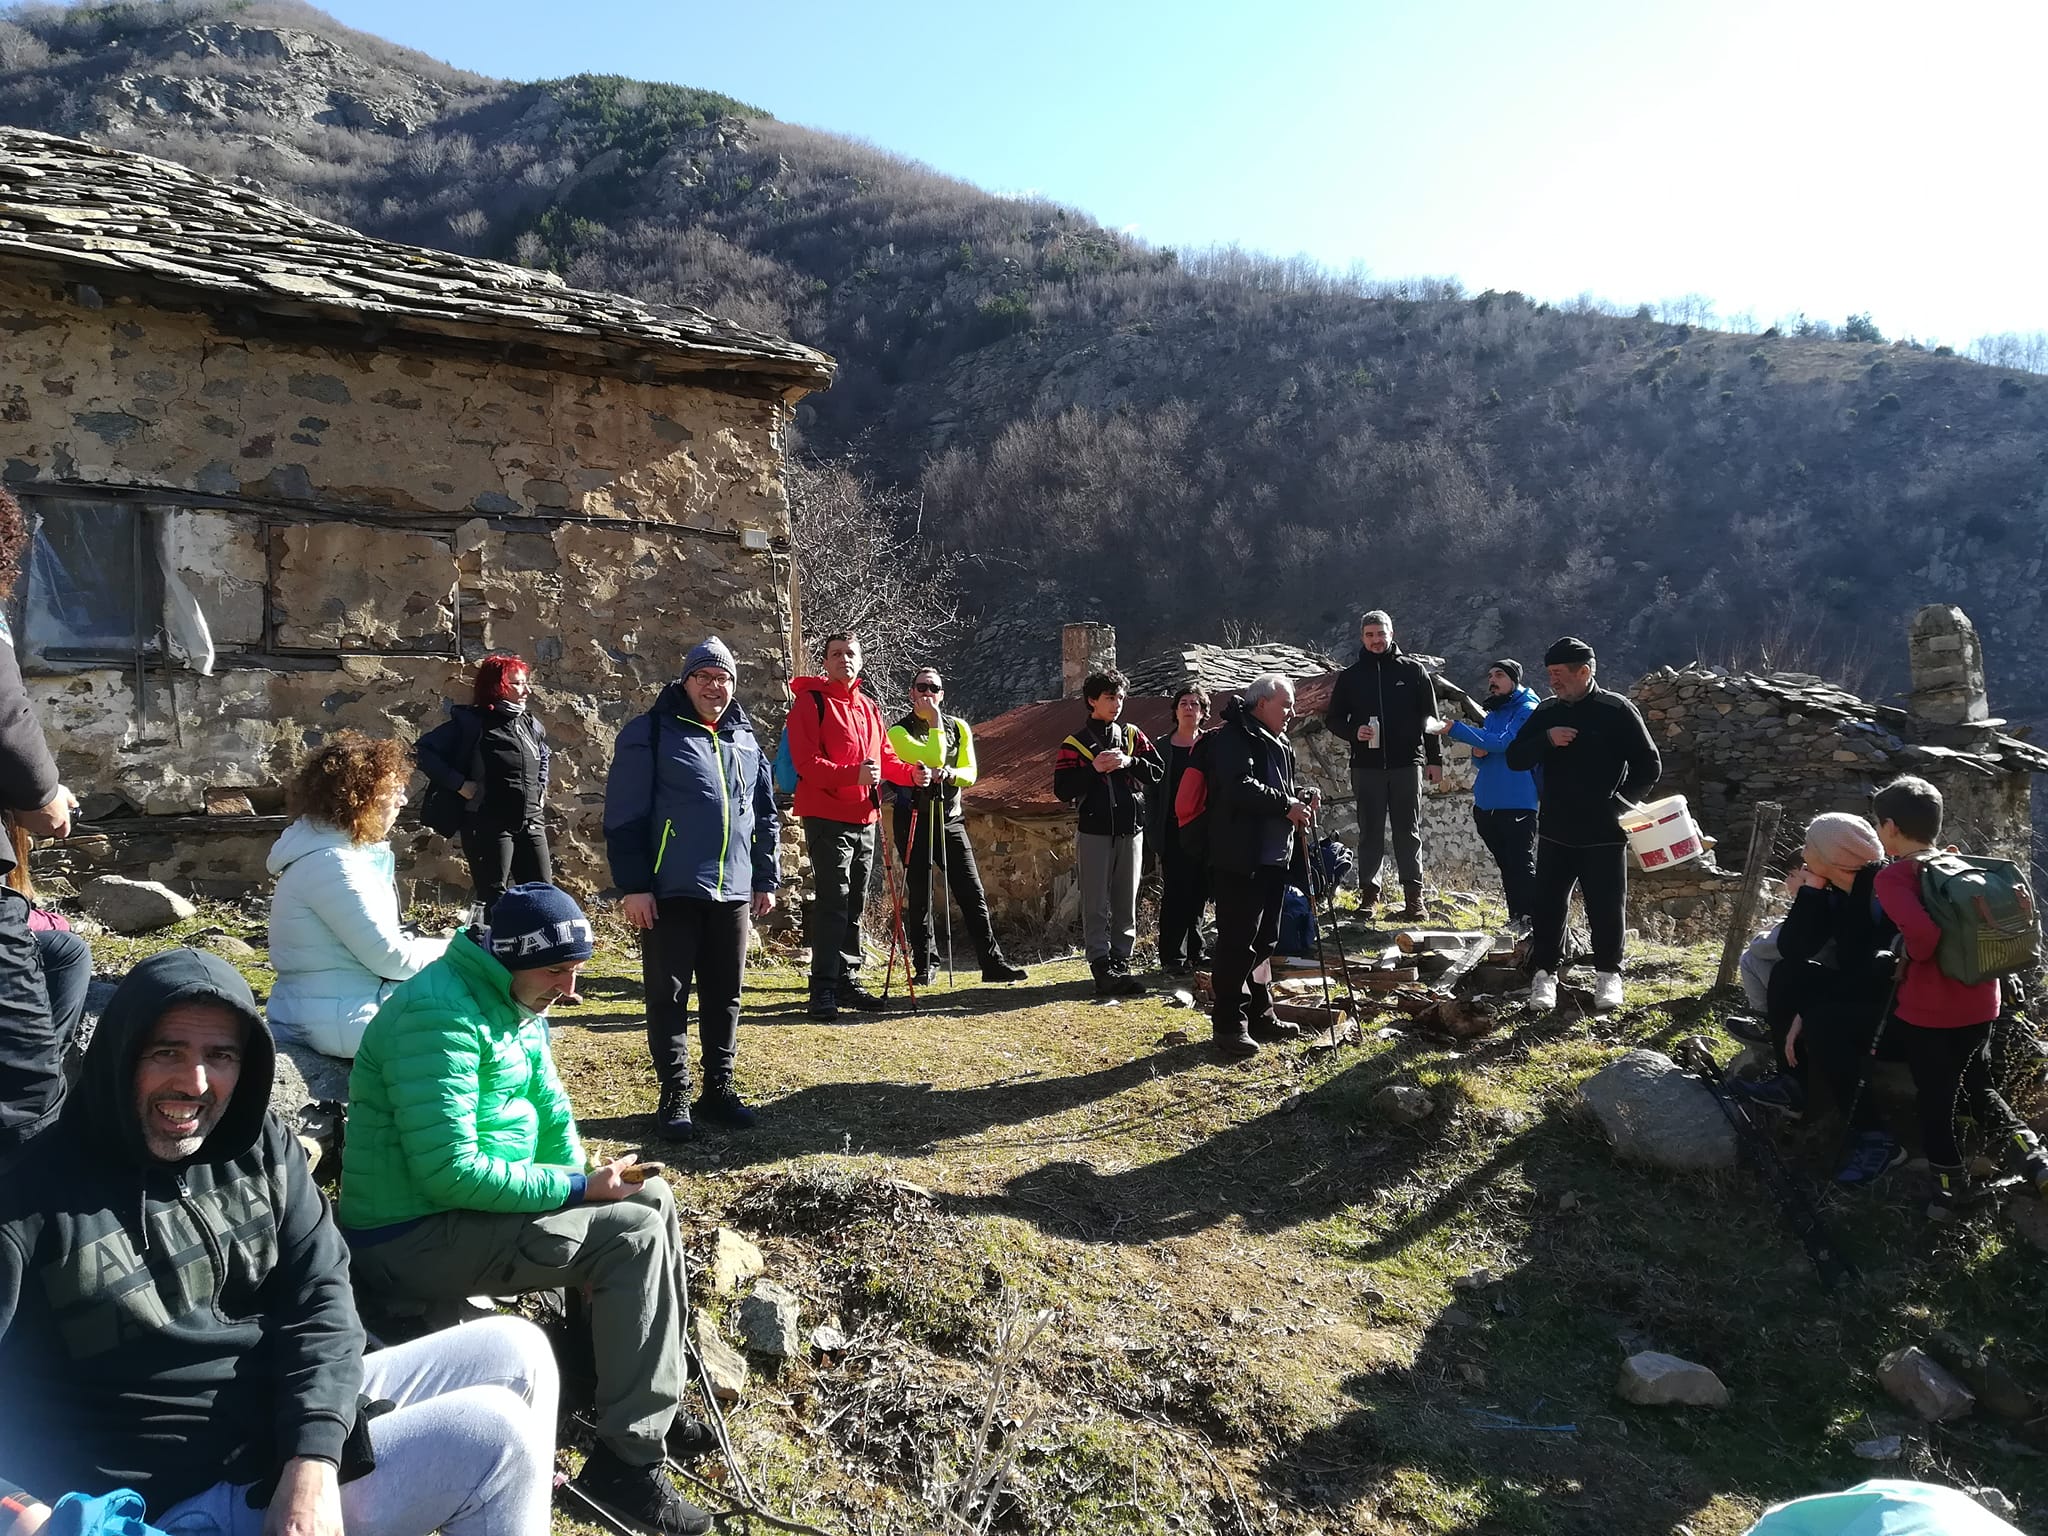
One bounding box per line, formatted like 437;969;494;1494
415;653;553;920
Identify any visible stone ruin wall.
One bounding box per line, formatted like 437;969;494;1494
0;273;797;899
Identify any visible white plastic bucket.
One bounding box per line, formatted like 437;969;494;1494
1620;794;1704;869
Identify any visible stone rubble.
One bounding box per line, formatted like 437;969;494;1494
1877;1345;1977;1422
1615;1351;1729;1408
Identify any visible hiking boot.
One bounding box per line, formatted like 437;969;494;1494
572;1444;713;1536
694;1081;756;1131
654;1083;695;1141
1727;1072;1806;1119
1723;1014;1772;1046
913;962;938;987
1834;1130;1906;1187
1360;882;1383;914
1161;957;1191;977
838;979;887;1012
1927;1163;1977;1222
1593;971;1624;1013
2009;1130;2048;1197
1247;1015;1300;1044
1106;958;1146;996
665;1411;719;1461
806;987;839;1022
981;955;1029;983
1395;884;1427;922
1526;971;1558;1011
1211;1024;1260;1061
1090;956;1116;998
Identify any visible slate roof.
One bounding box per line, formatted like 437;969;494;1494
1122;642;1337;699
0;128;834;389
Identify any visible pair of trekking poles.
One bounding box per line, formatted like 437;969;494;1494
873;782;957;1012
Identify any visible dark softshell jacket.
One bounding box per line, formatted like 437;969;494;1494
415;703;551;830
1203;700;1307;876
1052;716;1163;837
0;950;365;1516
1503;684;1662;846
1322;645;1444;772
0;615;59;874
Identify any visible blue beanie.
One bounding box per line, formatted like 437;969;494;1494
681;636;737;682
484;883;596;972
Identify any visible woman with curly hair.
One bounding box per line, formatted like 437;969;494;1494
415;653;553;921
266;731;447;1059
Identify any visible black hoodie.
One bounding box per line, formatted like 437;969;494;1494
0;950;364;1515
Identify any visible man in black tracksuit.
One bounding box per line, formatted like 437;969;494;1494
1205;677;1316;1060
1504;637;1661;1013
1321;609;1442;919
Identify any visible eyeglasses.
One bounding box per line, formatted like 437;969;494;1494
913;682;943;694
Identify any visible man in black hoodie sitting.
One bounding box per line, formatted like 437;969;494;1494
0;949;557;1536
1322;610;1442;920
1206;675;1318;1060
1505;637;1661;1015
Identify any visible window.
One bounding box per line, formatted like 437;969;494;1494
21;498;163;660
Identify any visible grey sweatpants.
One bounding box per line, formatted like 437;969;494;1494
156;1315;557;1536
1077;830;1142;963
1352;765;1423;890
349;1178;684;1465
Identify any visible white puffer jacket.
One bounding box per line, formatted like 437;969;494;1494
265;817;448;1059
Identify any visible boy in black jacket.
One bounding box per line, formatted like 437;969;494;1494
0;950;558;1536
1321;610;1442;919
1505;637;1661;1013
1053;670;1163;996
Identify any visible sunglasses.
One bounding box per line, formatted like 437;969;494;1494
913;682;943;693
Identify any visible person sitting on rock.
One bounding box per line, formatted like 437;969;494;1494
266;731;448;1059
0;948;560;1536
339;882;718;1536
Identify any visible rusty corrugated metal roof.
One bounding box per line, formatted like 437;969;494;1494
966;696;1177;817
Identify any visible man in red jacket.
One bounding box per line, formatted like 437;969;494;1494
786;633;923;1021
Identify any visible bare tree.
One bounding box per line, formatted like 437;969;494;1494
786;458;962;713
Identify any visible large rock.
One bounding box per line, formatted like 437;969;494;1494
1616;1351;1729;1407
79;876;195;934
1371;1085;1436;1125
1579;1051;1738;1171
706;1228;765;1294
737;1280;802;1357
1878;1346;1976;1422
693;1313;748;1403
271;1038;353;1124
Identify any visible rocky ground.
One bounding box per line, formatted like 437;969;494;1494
75;891;2048;1536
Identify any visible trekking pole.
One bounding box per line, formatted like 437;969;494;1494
1308;806;1362;1021
1299;823;1334;1011
881;801;920;1015
936;787;956;990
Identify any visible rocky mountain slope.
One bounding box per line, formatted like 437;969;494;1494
4;1;2046;723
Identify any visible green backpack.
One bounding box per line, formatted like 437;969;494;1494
1917;852;2040;984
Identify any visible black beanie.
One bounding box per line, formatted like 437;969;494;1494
1543;637;1595;667
1488;658;1523;686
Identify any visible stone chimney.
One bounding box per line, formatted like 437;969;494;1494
1906;605;1990;727
1061;623;1116;698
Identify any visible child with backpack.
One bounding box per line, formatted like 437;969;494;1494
1822;775;2048;1212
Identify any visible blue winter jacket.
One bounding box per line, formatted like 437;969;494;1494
602;684;780;902
1446;686;1540;811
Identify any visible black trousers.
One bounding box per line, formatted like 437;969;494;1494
1473;808;1538;921
642;896;749;1092
1765;958;1885;1086
461;820;552;921
803;817;874;989
1529;839;1627;973
891;811;998;969
1351;765;1423;890
1210;865;1286;1035
1157;830;1210;968
0;888;59;1157
36;927;90;1062
1812;1008;2029;1165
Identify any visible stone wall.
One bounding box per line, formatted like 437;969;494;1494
1;273;798;899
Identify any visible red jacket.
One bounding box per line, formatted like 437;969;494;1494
786;674;914;824
1874;856;1999;1029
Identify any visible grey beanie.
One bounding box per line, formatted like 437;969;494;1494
680;636;737;681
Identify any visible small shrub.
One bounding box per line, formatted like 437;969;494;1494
1999;377;2028;399
1875;392;1902;412
1748;350;1771;370
1934;344;1954;356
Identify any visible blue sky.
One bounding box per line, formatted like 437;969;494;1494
319;0;2047;347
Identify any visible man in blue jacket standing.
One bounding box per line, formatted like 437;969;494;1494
604;637;780;1141
1440;660;1540;930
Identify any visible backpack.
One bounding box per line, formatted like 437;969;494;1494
419;782;465;837
1918;852;2039;984
773;691;828;795
1314;835;1354;895
1278;885;1318;957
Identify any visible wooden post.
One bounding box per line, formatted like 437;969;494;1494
1715;800;1783;990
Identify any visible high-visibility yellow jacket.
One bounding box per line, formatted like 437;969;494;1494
886;709;976;824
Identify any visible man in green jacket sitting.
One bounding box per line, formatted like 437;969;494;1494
340;883;714;1536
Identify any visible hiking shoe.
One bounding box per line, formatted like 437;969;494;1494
1723;1014;1772;1046
807;991;839;1022
1593;971;1624;1012
573;1444;713;1536
838;979;887;1012
913;962;938;987
1927;1163;1977;1222
1727;1072;1806;1119
1211;1026;1259;1062
1527;971;1558;1011
1834;1130;1907;1187
982;956;1028;983
2009;1132;2048;1197
1090;957;1116;998
694;1082;756;1131
654;1083;695;1141
665;1411;719;1461
1247;1015;1301;1044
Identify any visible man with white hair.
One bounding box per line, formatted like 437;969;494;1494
1505;637;1661;1013
1204;675;1318;1059
1322;610;1442;920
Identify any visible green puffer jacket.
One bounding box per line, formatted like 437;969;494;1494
338;932;585;1229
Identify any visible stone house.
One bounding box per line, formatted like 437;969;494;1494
0;128;832;898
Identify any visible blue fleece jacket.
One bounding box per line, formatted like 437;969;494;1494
1446;686;1540;811
603;684;779;902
